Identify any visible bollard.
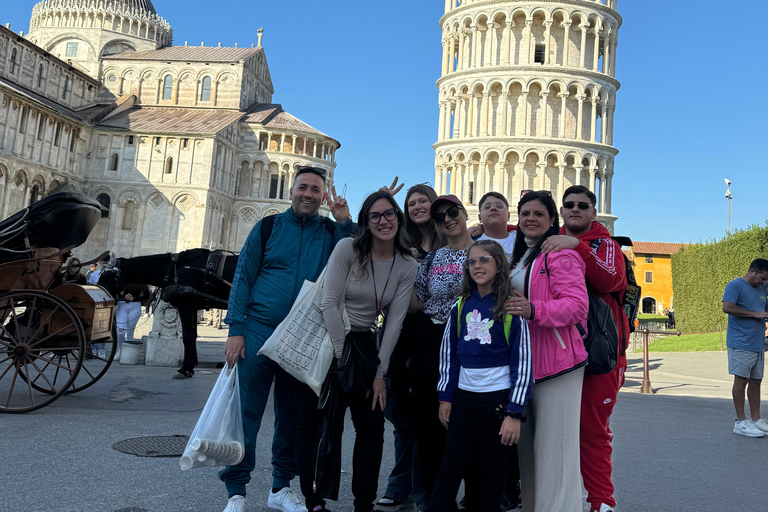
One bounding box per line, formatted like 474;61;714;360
640;328;653;394
120;339;142;365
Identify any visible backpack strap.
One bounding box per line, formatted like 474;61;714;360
259;214;277;257
456;296;464;339
503;313;512;346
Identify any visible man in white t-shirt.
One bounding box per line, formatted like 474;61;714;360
475;192;516;260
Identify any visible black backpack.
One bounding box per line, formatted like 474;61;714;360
544;254;619;375
611;237;641;336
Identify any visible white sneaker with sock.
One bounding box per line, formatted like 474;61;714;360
599;504;615;512
733;419;766;437
268;487;307;512
223;495;246;512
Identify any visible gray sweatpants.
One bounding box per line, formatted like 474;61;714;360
518;365;585;512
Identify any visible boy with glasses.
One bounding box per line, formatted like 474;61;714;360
539;185;628;512
475;192;516;261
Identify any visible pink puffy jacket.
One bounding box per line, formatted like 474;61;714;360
522;249;589;382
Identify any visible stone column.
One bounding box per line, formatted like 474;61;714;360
576;94;585;140
599;166;607;211
588;166;597;194
480;92;490;137
603;28;611;74
606;104;615;145
537;163;547;190
574;165;583;186
592;26;601;72
540;91;549;137
291;134;297;154
450;167;457;195
517;162;526;192
590;98;598;142
562;21;572;66
605;171;613;213
600;99;608;143
521;92;529;136
441;166;448;195
449;34;457;73
557;163;566;199
471;25;481;68
559;92;568;138
478;161;487;196
459;29;467;70
280;133;286;153
454;96;463;138
500;92;509;136
445;101;454;140
438;100;446;141
579;24;589;69
610;37;618;77
456;164;464;199
543;20;553;65
524;20;533;65
442;37;449;76
467;94;475;137
503;21;513;65
435;166;442;194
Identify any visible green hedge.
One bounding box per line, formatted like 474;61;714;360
671;224;768;332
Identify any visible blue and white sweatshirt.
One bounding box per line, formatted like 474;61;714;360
438;289;532;417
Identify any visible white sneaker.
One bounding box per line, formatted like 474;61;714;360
268;487;307;512
223;495;246;512
733;420;766;438
599;504;615;512
750;418;768;433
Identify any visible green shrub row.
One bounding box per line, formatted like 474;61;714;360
671;224;768;333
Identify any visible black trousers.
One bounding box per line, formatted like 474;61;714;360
410;317;452;504
427;389;509;512
295;332;385;511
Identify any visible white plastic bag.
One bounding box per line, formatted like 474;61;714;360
258;267;349;395
180;364;244;470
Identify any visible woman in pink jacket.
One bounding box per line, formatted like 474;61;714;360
505;191;589;512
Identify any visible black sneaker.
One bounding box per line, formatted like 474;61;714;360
374;497;408;511
500;490;522;511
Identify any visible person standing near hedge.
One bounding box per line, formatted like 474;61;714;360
722;258;768;438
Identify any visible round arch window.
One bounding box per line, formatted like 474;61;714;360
96;193;111;218
107;74;117;83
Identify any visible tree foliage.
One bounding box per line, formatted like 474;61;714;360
671;224;768;332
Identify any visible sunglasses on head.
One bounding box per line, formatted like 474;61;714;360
562;201;592;210
433;205;462;225
296;166;327;179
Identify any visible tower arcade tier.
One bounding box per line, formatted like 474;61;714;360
434;0;621;230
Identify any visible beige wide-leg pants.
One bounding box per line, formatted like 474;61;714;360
519;365;585;512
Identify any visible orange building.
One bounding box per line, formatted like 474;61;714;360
624;242;687;315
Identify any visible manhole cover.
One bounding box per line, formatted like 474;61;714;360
113;435;189;458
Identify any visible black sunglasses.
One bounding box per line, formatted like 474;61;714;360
367;208;398;224
433;205;462;225
296;166;327;179
562;201;592;210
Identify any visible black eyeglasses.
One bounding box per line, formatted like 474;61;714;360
464;255;492;268
367;208;398;224
481;202;507;211
296;166;327;179
433;205;462;225
562;201;592;210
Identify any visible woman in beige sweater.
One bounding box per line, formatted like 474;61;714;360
295;190;417;512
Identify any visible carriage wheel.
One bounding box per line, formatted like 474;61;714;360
0;291;86;413
65;335;116;394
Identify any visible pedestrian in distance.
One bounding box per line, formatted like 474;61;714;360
220;166;356;512
295;190;418;512
504;191;589;512
540;185;629;512
427;240;532;512
722;258;768;438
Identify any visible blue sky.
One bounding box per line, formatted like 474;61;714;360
5;1;767;243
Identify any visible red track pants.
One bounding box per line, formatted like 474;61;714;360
580;363;626;511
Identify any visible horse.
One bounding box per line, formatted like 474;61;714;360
98;248;239;378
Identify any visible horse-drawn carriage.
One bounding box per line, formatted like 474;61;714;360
0;187;117;413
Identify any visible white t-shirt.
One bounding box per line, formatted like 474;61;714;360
478;231;517;262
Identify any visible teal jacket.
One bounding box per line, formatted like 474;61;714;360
225;209;356;337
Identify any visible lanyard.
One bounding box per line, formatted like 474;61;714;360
371;252;397;318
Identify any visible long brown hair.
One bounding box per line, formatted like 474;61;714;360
403;184;446;254
460;240;512;322
352;190;412;277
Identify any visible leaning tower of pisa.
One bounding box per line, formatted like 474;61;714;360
434;0;621;231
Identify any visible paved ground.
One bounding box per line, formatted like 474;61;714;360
1;325;766;512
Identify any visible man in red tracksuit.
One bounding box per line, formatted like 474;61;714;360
541;185;629;512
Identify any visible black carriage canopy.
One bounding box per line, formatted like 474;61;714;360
0;184;106;262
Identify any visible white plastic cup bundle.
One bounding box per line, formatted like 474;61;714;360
179;438;244;470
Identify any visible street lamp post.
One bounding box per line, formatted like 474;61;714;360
724;178;732;235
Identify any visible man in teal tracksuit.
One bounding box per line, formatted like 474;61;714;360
220;167;356;512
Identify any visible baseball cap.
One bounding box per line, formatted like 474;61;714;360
429;194;465;217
